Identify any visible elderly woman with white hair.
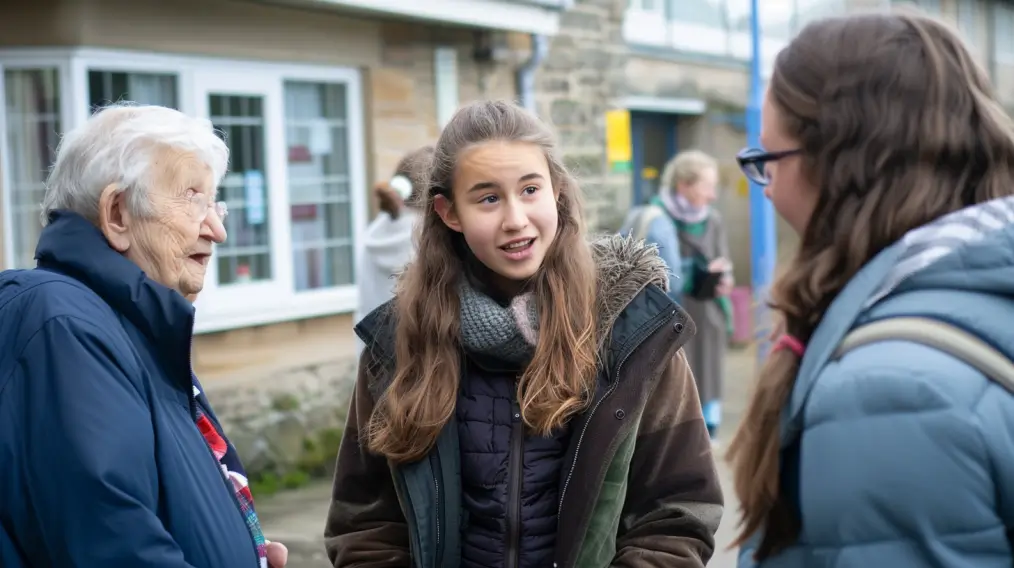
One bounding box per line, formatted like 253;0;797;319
628;150;734;446
0;104;286;567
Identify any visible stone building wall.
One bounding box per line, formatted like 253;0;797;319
536;0;631;231
368;22;522;202
204;359;357;490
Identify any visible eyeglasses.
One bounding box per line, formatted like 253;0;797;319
190;192;228;222
736;147;802;186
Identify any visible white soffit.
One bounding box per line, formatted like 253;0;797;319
310;0;562;35
624;95;707;115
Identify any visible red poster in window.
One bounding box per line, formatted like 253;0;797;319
290;204;318;221
288;145;312;163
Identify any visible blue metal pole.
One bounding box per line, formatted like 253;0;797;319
747;0;778;362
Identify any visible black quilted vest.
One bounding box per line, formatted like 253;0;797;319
456;354;571;568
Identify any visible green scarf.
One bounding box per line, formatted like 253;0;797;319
651;195;734;335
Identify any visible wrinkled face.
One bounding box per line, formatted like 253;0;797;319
761;89;818;234
119;150;226;297
435;141;559;294
676;166;719;208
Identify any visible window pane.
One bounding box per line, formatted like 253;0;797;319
795;0;844;30
284;81;354;291
996;5;1014;58
958;0;985;54
4;68;61;269
87;70;178;112
668;0;725;28
724;0;751;33
760;0;797;39
209;94;272;285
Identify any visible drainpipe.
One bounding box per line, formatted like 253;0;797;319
517;33;549;113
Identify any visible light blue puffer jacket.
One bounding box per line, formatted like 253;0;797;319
739;197;1014;568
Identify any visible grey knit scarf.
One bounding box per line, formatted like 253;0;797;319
458;277;539;365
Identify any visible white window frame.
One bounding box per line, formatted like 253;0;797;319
0;47;368;334
994;3;1014;65
665;0;731;55
434;46;459;129
915;0;941;14
0;50;74;273
958;0;977;45
623;0;794;71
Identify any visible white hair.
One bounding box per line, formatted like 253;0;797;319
42;102;229;225
661;149;718;193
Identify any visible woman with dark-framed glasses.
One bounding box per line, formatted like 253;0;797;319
728;11;1014;568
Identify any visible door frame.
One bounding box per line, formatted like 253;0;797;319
630;110;678;206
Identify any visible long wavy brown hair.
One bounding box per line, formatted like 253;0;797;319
726;11;1014;558
366;100;599;464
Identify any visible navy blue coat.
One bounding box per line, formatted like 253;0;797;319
0;211;261;567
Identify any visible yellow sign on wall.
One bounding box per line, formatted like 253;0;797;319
605;109;632;173
736;175;750;197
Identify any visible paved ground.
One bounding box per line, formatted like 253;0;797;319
257;346;757;568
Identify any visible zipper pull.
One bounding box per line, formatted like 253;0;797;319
513;375;522;423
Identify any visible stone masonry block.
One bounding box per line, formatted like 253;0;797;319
540;77;571;94
564;153;605;178
577;49;613;69
560;9;604;32
549;99;586;127
204;354;359;479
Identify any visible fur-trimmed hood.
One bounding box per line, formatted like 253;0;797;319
589;233;671;349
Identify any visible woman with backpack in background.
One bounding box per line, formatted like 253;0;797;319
634;150;734;445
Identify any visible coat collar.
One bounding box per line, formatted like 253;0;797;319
35;210;196;383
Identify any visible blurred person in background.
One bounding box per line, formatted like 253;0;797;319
0;103;286;568
355;146;435;332
632;150;733;445
729;11;1014;568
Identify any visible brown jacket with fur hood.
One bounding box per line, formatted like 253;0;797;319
324;235;723;568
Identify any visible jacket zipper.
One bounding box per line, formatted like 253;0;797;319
188;329;261;567
430;451;445;567
506;399;524;568
393;472;425;568
556;308;676;522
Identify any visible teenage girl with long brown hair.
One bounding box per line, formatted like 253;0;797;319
728;11;1014;567
324;100;723;568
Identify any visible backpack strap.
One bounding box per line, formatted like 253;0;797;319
834;316;1014;394
632;205;666;242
